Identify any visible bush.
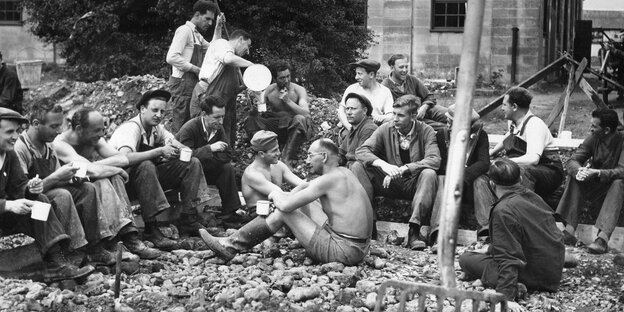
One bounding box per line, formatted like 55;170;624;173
21;0;373;96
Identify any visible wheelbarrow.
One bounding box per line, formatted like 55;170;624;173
375;1;507;310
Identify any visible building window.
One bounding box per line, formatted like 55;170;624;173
0;0;22;25
431;0;466;32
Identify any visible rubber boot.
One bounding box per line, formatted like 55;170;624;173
281;129;305;169
199;216;275;262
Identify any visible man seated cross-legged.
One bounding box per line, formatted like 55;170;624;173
200;138;373;266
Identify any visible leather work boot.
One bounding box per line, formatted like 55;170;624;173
44;244;95;283
562;230;578;246
143;226;178;251
406;223;426;251
123;233;163;259
199;216;275;262
588;237;608;254
177;212;207;236
86;242;116;265
281;129;306;169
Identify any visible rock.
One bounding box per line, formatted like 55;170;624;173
244;287;270;301
336;305;355;312
274;275;294;292
216;287;243;303
591;277;601;283
287;286;322;302
373;258;386;269
355;280;377;293
166;307;186;312
614;253;624;266
369;247;389;258
365;292;378;310
114;300;135;312
321;262;345;273
25;283;45;300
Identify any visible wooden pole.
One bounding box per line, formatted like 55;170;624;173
437;0;486;289
557;63;575;134
544;57;587;127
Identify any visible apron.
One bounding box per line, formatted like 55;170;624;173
502;116;563;173
168;25;207;133
20;136;56;179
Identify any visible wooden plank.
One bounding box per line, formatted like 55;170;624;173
545;58;588;127
578;77;610;110
567;56;624;92
477;56;568;117
557;64;576;134
489;134;583;149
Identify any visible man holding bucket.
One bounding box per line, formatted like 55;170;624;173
190;29;254;145
166;0;223;133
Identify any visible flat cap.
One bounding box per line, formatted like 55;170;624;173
445;104;480;123
251;130;278;152
0;107;28;124
136;89;171;109
349;59;381;72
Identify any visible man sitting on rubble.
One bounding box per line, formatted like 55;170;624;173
556;109;624;254
15;101;141;264
459;159;564;311
352;94;440;250
108;89;206;245
338;93;378;169
175;94;247;228
0;108;95;282
474;86;563;237
244;62;311;169
53;107;163;257
200;138;373;265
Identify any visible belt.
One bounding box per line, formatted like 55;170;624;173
325;224;369;244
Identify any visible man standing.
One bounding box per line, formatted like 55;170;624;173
459;159;564;311
244;62;310;169
191;29;254;145
200;138;373;265
474;87;563;236
176;94;247;226
0;51;23;114
337;60;394;130
353;95;440;250
108;90;206;242
556;109;624;254
240;131;304;212
166;0;223;133
381;54;447;131
0;108;94;282
338;93;377;169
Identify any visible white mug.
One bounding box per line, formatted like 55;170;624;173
74;162;87;178
31;201;51;221
179;147;192;162
256;200;271;216
559;130;572;140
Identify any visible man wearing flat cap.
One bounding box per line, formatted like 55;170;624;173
0;107;95;282
338;92;378;169
337;59;394;133
107;89;205;246
240;130;305;212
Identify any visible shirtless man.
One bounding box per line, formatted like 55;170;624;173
244;62;310;169
200;136;373;265
241;130;304;209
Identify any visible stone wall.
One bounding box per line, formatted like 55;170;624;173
0;11;58;64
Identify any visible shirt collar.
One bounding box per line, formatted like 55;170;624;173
395;120;416;138
510;111;534;133
134;115;157;145
185;21;198;32
350;116;372;132
21;132;51;159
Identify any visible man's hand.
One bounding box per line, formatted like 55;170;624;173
378;163;403;178
372;115;386;124
210;141;229;152
54;164;79;181
116;168;130;183
216;13;226;27
279;88;289;102
576;168;599;181
416;105;429;120
160;144;179;160
5;199;34;214
27;176;43;194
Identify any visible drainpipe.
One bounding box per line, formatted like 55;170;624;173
409;0;414;74
511;27;519;84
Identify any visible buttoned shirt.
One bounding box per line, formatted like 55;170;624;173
166;21;210;78
381;74;434;106
108;115;175;152
339;83;394;117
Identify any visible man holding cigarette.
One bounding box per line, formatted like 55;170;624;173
0;107;95;282
200;138;373;265
109;89;205;242
175;94;247;227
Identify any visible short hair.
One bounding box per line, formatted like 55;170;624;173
198;94;225;115
387;54;408;67
29;100;64;124
488;159;521;186
393;94;421;115
591;109;619;132
272;61;292;78
344;93;373;117
505;86;533;109
230;29;251;41
70;107;97;130
193;0;219;16
316;138;339;156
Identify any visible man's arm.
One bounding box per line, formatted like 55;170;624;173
52;139;125;179
278;162;305;187
464;130;490;184
510;120;546;166
166;26;200;75
245;169;285;197
223;52;253;68
337;89;352;130
565;135;593;176
490;209;527;301
355;126;384;166
597;138;624;181
270;175;329;212
405;126;441;173
281;85;310;117
412;76;435;106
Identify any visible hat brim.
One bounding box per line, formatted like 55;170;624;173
136;90;172;109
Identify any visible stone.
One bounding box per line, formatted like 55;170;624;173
274;275;294;292
336;305;355;312
287;286;322;302
355;280;377;293
320;262;345;273
373;258;386;269
365;292;378;310
216;287;243;303
244;287;270;301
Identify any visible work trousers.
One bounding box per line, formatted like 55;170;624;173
201;159;240;216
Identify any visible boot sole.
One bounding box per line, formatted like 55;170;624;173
199;229;236;262
44;265;95;283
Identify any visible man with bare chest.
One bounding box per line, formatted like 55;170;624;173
244;62;310;169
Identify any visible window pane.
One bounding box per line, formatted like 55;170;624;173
435;3;446;15
434;16;446;28
458;15;465;27
448;16;458;27
432;0;466;30
447;3;458;14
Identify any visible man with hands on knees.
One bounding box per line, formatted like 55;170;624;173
0;107;95;282
200;138;373;265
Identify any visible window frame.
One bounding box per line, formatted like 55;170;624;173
0;0;23;26
430;0;467;33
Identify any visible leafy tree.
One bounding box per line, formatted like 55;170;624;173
21;0;373;96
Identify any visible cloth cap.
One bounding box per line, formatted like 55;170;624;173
349;59;381;73
445;104;480;123
251;130;279;152
136;89;171;109
0;107;28;124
